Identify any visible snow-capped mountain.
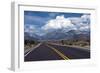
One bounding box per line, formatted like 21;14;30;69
24;28;90;41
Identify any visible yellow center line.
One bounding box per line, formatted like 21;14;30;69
46;44;69;60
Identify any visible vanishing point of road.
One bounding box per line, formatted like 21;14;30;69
24;43;90;61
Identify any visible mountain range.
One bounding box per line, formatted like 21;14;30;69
24;28;90;41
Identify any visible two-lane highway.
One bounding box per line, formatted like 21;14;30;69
48;44;90;59
25;43;63;61
24;43;90;62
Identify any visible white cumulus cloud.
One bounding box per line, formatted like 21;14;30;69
68;14;90;30
81;14;90;20
42;15;77;31
25;14;90;37
24;24;36;33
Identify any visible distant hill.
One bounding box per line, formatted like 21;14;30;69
24;28;90;41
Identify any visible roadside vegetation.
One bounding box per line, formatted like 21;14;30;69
47;39;90;49
24;40;39;52
60;39;90;48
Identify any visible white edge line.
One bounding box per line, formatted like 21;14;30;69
24;43;42;57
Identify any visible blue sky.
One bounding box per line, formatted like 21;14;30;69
24;11;84;27
24;11;90;36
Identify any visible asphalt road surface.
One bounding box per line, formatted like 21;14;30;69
24;43;90;62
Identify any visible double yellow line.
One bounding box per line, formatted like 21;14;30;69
46;44;69;60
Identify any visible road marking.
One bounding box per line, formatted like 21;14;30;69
24;43;42;57
46;44;69;60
